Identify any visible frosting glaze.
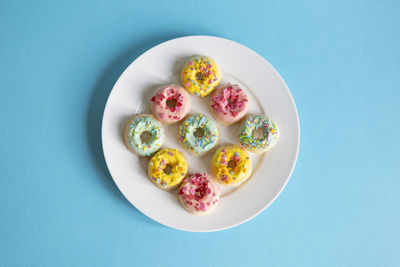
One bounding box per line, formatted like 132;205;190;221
124;115;164;156
150;84;191;124
180;55;221;97
148;148;188;189
210;84;249;125
211;144;252;186
239;115;279;153
178;173;221;215
177;114;219;156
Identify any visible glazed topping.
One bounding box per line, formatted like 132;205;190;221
181;56;221;97
178;114;219;155
211;145;251;184
211;84;248;117
148;148;187;188
178;173;220;213
150;85;190;123
239;115;279;152
126;115;164;156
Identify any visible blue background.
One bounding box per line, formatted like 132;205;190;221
1;0;399;266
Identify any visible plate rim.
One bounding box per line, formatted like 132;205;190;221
101;35;300;232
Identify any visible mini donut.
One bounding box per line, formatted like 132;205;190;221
210;84;249;125
239;115;279;154
211;144;252;186
150;84;191;125
178;173;221;215
177;114;219;156
123;114;164;156
181;55;221;97
148;148;188;189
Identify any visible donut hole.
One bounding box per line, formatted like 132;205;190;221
195;188;206;199
253;128;265;139
166;98;177;109
140;131;151;143
227;159;237;169
163;164;173;175
195;72;205;81
193;128;205;138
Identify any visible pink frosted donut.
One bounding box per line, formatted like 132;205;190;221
210;84;249;125
150;85;191;125
178;173;221;215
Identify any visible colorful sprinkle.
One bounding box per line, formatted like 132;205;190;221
210;84;248;122
181;56;221;97
177;173;221;214
211;145;251;185
178;114;219;155
148;149;188;189
125;115;164;156
239;115;279;153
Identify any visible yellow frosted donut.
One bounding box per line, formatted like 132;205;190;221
148;148;188;189
181;55;221;97
211;144;252;186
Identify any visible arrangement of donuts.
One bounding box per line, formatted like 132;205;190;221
123;55;279;215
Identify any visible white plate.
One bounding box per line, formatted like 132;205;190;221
102;36;300;232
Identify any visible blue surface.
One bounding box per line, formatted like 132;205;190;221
1;0;399;266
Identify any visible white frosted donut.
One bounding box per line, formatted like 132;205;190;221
210;84;249;125
178;173;221;215
150;84;191;125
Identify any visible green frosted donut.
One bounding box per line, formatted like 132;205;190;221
123;114;165;156
177;114;219;156
239;115;279;153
